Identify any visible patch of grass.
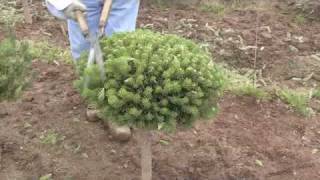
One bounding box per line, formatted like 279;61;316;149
277;88;312;116
313;89;320;99
40;131;63;145
148;0;170;9
200;3;226;16
232;84;270;101
217;64;270;101
39;174;53;180
0;1;23;27
294;14;306;24
28;41;72;63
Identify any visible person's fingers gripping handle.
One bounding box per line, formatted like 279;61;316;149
99;0;113;35
76;11;89;37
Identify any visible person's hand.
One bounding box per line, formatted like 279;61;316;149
63;0;87;20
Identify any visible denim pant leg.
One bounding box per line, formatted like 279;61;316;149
105;0;140;36
68;0;140;60
68;0;102;60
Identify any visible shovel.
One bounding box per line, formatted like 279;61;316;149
76;0;113;88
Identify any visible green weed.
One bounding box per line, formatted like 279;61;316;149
313;89;320;99
277;88;312;116
217;64;270;101
39;174;53;180
294;14;306;24
232;84;270;101
148;0;170;8
28;41;72;63
0;0;23;27
200;4;225;16
40;131;63;145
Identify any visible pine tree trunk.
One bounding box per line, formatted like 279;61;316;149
141;130;152;180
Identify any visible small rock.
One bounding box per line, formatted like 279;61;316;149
22;95;34;102
81;153;89;158
108;122;131;142
188;167;195;173
72;118;80;122
123;163;128;169
255;159;264;167
293;35;304;43
311;54;320;62
25;112;32;116
0;109;9;118
86;108;100;122
111;149;117;154
289;45;299;52
312;149;318;154
261;32;272;39
24;122;32;128
187;142;194;148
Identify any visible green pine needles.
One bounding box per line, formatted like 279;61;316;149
0;36;32;100
75;30;224;130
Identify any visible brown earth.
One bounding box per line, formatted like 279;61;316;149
9;0;320;88
0;60;320;180
138;2;320;88
1;1;320;180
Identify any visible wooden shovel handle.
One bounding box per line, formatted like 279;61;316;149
76;10;89;37
99;0;113;34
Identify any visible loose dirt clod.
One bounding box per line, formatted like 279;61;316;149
85;108;100;122
108;122;132;142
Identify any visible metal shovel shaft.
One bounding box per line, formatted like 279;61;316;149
76;0;113;88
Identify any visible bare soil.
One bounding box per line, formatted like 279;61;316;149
138;2;320;88
1;1;320;180
1;61;320;180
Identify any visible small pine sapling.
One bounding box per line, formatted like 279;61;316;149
75;30;225;180
0;35;32;101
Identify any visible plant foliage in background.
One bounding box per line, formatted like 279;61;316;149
0;36;32;101
277;88;312;116
0;0;23;27
288;0;320;21
75;30;224;130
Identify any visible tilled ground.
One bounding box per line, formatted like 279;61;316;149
138;3;320;88
0;61;320;180
1;1;320;180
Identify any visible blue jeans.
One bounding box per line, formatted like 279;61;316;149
47;0;140;60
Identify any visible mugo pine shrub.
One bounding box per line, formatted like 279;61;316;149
0;37;32;100
75;30;224;130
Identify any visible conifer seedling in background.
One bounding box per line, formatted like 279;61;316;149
0;35;32;101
